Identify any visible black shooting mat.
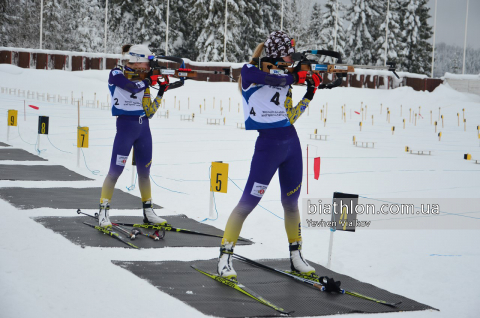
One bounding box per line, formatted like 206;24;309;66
34;215;252;248
112;258;437;317
0;142;11;147
0;148;47;161
0;187;161;209
0;165;94;181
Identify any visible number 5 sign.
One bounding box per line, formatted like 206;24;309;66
210;162;228;193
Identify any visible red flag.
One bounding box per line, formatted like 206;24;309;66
314;157;321;180
354;111;360;115
29;105;39;110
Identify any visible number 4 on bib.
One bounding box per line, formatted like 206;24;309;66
250;107;256;116
270;92;280;106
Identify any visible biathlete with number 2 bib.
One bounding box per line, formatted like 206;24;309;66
217;31;322;279
97;44;169;228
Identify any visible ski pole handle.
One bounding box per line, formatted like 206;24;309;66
313;283;325;292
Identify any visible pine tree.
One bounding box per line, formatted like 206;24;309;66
0;1;17;47
194;0;222;61
108;0;145;53
171;0;197;60
399;0;433;75
194;0;243;62
319;0;347;62
345;0;381;65
74;0;105;52
373;0;404;66
42;0;64;50
304;3;323;50
260;0;281;35
283;0;301;45
415;0;433;75
237;0;264;62
1;0;40;48
237;0;282;61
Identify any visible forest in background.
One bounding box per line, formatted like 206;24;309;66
1;0;479;76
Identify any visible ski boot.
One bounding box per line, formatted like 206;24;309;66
217;242;237;280
289;241;316;276
142;199;167;225
98;199;112;228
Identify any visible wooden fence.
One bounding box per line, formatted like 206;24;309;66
0;48;444;92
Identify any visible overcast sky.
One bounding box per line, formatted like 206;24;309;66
312;0;480;49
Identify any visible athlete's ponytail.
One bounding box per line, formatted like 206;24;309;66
122;44;132;55
238;42;264;93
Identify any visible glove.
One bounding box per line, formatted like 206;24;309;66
292;70;308;85
305;73;322;100
149;75;161;86
158;75;169;96
145;70;161;86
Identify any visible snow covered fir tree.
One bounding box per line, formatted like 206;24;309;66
0;0;478;76
372;0;404;67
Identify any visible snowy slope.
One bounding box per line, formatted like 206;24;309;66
0;64;479;318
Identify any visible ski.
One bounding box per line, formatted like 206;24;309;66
283;271;401;307
82;222;139;249
77;209;164;240
233;254;401;308
191;265;291;316
114;221;248;242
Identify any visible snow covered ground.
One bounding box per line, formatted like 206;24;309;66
0;64;479;318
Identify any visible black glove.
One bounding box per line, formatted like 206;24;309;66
319;276;342;293
304;73;322;100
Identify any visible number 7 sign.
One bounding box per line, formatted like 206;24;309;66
77;127;89;148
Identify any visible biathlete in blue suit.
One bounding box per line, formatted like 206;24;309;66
97;44;169;228
217;31;322;280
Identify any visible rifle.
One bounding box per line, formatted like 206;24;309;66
253;50;399;89
124;55;233;90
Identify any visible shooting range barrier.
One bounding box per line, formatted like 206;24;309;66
354;141;375;148
112;258;437;317
405;147;432;155
0;149;47;161
157;110;169;118
34;215;251;249
0;165;93;181
236;122;245;129
0;187;160;210
180;114;194;121
207;118;221;125
310;134;329;141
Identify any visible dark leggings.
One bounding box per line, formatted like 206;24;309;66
223;125;303;244
100;116;152;203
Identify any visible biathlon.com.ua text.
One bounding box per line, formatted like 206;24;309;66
306;199;440;215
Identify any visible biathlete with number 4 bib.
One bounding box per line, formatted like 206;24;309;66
217;31;322;279
97;44;169;228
